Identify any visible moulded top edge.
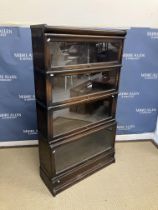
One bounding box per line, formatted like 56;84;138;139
30;24;127;36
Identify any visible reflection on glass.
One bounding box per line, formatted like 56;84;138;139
49;41;120;67
55;126;114;173
53;71;117;103
53;97;112;136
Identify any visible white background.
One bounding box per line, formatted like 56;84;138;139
0;0;158;28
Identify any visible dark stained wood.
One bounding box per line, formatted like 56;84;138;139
46;63;122;73
34;67;121;107
31;24;127;36
40;150;115;196
31;24;126;196
45;33;125;42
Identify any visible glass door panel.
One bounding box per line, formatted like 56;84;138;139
54;124;115;173
47;41;121;68
53;96;115;136
53;70;118;103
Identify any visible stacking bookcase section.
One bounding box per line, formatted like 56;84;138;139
39;119;116;195
34;66;121;106
31;24;126;196
36;92;117;139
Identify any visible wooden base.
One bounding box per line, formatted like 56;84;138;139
40;151;115;196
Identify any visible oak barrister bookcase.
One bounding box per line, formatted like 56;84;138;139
31;25;126;196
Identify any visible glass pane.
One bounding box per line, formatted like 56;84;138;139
53;70;117;103
53;97;113;136
48;41;120;67
55;126;115;173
